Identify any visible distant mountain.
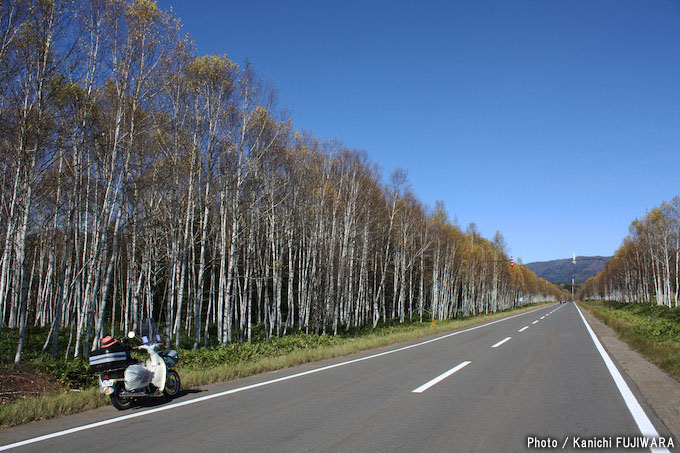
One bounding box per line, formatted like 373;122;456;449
525;256;612;284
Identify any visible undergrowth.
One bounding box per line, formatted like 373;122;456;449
580;300;680;382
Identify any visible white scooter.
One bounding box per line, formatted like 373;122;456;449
89;319;181;410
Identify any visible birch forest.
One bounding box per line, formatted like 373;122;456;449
579;197;680;307
0;0;563;363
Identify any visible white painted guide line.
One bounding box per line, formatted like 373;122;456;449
0;305;555;452
491;337;512;348
532;320;539;324
518;326;529;332
574;304;669;453
412;361;471;393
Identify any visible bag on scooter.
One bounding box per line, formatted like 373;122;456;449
124;364;153;391
89;338;130;372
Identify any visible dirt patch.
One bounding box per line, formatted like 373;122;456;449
0;366;62;405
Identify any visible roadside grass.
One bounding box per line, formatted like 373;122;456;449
0;388;102;428
579;300;680;382
1;302;551;428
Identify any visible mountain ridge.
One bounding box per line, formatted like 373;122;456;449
525;256;612;284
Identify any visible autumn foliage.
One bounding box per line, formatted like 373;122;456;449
579;198;680;307
0;0;563;362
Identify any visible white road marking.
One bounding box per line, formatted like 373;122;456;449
491;337;512;348
540;316;545;319
574;304;669;453
532;320;539;324
518;326;529;332
0;305;556;452
412;361;471;393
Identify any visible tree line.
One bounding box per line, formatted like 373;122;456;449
579;197;680;306
0;0;563;363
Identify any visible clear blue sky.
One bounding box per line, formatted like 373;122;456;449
157;0;680;263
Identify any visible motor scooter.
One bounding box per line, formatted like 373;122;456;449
89;319;180;410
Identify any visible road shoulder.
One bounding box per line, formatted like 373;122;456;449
579;304;680;440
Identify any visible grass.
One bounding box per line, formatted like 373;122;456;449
0;302;551;429
0;388;102;427
579;300;680;382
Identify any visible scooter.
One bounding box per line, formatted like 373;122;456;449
89;319;181;410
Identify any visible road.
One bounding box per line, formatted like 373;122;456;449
1;303;673;452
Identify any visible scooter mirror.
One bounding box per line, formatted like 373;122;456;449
127;331;135;339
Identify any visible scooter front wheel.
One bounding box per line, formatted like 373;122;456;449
110;384;133;410
164;370;180;398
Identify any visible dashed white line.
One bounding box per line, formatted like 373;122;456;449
540;316;545;319
0;305;553;452
412;361;472;393
491;337;512;348
532;320;539;324
518;326;529;332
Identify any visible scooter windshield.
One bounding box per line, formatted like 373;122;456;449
139;318;162;345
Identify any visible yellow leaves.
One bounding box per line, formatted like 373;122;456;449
52;79;87;109
190;54;238;76
252;105;270;122
127;0;161;24
124;0;179;48
186;54;238;91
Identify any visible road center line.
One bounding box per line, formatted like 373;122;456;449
0;304;555;452
412;361;471;393
574;304;668;452
532;320;539;324
491;337;512;348
518;326;529;332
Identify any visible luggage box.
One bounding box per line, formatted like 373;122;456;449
89;342;130;372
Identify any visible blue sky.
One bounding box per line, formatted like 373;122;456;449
157;0;680;263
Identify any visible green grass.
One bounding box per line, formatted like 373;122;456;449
579;301;680;382
0;302;551;428
0;388;103;427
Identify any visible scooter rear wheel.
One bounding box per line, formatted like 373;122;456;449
164;370;180;398
110;384;133;410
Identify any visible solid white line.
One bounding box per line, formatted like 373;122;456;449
532;320;539;324
574;304;669;453
518;326;529;332
491;337;512;348
412;361;471;393
0;305;554;451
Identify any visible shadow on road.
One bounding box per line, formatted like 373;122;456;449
128;388;204;410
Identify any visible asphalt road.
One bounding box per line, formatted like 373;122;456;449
1;303;673;452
